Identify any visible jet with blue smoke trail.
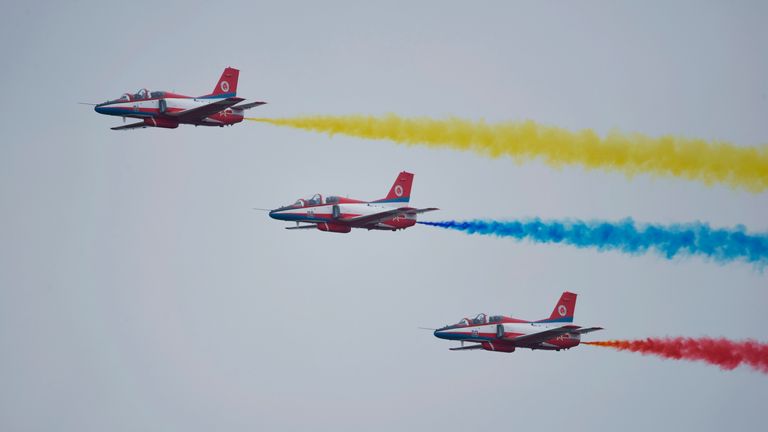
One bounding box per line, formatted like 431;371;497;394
268;172;438;233
418;218;768;267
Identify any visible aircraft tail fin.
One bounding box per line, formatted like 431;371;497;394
538;291;577;323
375;171;414;204
203;67;239;98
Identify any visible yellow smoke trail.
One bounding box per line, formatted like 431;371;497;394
247;115;768;192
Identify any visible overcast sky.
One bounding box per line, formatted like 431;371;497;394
1;1;767;431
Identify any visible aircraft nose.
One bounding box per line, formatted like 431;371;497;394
94;104;105;114
434;329;445;339
268;209;282;220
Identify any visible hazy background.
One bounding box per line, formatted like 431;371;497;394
1;1;766;430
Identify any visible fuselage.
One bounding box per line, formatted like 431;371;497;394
434;315;581;351
94;90;243;128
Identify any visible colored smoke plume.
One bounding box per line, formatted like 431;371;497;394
247;115;768;192
584;338;768;374
417;219;768;266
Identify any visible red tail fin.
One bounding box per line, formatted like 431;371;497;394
543;291;577;323
208;67;239;97
381;171;413;203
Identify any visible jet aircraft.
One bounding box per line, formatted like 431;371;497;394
433;291;603;352
268;171;438;233
92;67;265;130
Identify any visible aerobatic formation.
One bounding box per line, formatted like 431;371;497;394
87;67;767;374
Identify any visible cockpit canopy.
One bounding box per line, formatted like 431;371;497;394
281;194;323;209
104;88;165;105
447;313;487;328
469;313;487;325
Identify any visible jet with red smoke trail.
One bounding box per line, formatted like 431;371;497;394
432;292;603;353
90;67;266;130
268;171;438;233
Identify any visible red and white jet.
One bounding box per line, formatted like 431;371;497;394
433;292;603;352
268;171;438;233
93;67;265;130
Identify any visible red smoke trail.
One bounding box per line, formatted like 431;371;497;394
584;337;768;373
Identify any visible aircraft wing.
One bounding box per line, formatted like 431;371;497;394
168;97;244;122
232;101;267;110
344;207;439;227
507;325;581;345
285;224;316;230
449;344;484;351
111;121;148;131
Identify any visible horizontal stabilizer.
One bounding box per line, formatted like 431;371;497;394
405;207;439;215
573;327;604;335
233;101;267;110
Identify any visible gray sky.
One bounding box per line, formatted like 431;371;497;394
1;1;767;430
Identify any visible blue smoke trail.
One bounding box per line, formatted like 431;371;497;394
418;219;768;266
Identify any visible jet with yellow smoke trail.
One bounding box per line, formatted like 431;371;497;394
248;114;768;192
89;67;266;130
431;291;603;353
